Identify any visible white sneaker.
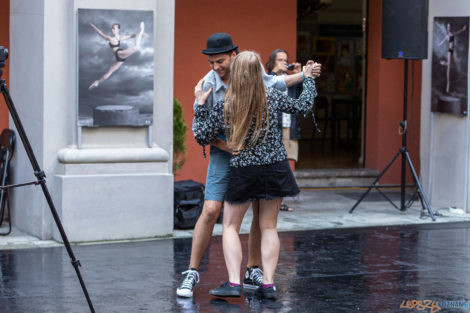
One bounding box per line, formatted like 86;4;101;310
243;266;263;290
176;269;199;297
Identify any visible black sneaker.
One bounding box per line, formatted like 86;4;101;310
255;285;277;299
209;282;242;297
176;269;199;297
243;266;263;290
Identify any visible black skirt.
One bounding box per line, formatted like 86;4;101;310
224;159;299;204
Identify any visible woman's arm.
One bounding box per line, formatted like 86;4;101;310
192;102;224;146
192;79;223;146
121;33;148;40
455;25;467;36
89;23;111;41
437;35;449;47
268;78;317;115
283;60;321;87
268;63;318;115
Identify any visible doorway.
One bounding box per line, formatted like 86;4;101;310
296;0;366;169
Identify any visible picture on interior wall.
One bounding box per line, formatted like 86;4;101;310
78;8;154;127
431;16;469;116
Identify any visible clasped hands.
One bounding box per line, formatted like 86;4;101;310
303;60;322;79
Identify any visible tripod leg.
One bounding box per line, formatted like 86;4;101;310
401;147;407;211
38;180;95;311
349;150;401;213
405;151;436;221
1;82;95;312
405;189;418;209
375;186;400;210
416;191;428;219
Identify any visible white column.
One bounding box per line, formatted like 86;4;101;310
10;0;175;241
421;0;470;211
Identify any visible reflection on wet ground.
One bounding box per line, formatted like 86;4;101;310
1;222;470;312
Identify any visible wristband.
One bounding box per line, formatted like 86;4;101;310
301;72;305;81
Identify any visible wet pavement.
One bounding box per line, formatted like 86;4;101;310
1;222;470;313
2;189;470;250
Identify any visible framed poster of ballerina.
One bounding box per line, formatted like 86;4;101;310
77;9;154;127
431;16;469;116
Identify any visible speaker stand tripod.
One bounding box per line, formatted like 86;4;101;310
349;60;436;221
0;66;95;311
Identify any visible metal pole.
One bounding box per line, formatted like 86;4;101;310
401;60;408;211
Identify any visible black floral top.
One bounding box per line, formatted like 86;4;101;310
193;77;317;168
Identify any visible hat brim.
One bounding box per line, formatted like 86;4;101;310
202;45;238;55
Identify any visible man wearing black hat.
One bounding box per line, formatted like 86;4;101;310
177;33;321;298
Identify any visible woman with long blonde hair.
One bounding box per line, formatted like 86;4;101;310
193;51;320;299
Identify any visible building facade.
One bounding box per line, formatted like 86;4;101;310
0;0;468;241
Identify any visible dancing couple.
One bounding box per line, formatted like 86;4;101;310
177;33;320;299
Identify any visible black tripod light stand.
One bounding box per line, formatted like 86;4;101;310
349;60;436;221
0;48;95;312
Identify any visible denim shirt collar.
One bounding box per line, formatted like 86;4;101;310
211;70;227;93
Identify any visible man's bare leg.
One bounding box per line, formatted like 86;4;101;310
189;200;223;269
247;201;261;267
176;199;222;297
243;201;264;290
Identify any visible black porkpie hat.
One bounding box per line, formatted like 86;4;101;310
202;33;238;55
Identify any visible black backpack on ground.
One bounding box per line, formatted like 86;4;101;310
174;180;204;229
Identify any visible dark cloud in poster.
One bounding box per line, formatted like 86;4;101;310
78;9;154;126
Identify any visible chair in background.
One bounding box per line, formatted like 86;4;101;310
0;128;15;235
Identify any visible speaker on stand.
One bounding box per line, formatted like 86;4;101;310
349;0;436;220
382;0;428;60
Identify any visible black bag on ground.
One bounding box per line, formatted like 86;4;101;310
174;180;204;229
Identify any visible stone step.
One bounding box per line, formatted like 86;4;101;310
294;168;379;188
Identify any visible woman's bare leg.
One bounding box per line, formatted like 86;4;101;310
136;22;145;49
116;22;145;60
89;61;124;90
258;198;282;285
222;201;251;284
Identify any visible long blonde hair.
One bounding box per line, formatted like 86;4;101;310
224;51;269;152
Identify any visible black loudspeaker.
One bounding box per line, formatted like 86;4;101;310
382;0;429;59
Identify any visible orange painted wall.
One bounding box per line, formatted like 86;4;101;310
174;0;297;183
365;0;421;183
0;0;9;130
0;0;422;186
